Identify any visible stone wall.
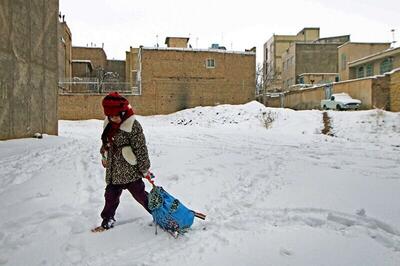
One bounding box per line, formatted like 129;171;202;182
0;0;59;140
372;75;390;109
389;70;400;112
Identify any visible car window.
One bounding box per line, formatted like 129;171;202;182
336;95;351;100
330;96;335;100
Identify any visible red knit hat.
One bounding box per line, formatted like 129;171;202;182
102;92;130;116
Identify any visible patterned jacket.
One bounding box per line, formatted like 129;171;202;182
102;115;150;185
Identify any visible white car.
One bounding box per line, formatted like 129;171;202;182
321;93;361;110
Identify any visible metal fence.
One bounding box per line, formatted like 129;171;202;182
58;78;140;95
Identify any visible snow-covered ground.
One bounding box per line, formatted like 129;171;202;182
0;101;399;266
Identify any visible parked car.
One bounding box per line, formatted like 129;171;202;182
321;93;361;110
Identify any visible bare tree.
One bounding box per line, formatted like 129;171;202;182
255;63;263;95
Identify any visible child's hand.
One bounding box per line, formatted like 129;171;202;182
101;159;107;168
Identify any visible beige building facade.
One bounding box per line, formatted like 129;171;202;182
123;37;256;115
58;21;72;82
348;47;400;79
338;42;391;81
281;36;349;90
263;28;320;92
72;46;107;77
165;37;189;48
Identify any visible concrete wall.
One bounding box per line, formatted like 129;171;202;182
261;71;400;111
57;22;72;82
282;43;339;90
264;28;321;92
296;43;339;76
298;73;338;85
72;47;107;72
125;48;139;86
0;0;59;140
332;79;373;109
106;60;126;81
281;44;296;89
71;62;92;78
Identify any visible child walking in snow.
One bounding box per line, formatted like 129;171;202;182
93;92;151;232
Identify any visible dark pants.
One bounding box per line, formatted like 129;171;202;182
101;179;151;222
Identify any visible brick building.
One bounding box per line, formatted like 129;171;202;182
125;37;256;115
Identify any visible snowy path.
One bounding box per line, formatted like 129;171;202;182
0;103;399;265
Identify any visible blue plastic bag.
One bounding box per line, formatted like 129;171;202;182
148;186;195;233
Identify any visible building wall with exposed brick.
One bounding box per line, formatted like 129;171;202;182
137;48;255;115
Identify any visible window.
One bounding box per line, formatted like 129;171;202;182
366;64;374;76
206;58;215;68
356;66;364;78
380;58;393;74
299;77;304;84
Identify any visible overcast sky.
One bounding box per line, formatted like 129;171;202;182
59;0;400;63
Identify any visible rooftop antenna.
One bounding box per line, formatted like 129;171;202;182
391;29;396;47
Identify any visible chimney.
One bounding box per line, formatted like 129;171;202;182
165;37;190;48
